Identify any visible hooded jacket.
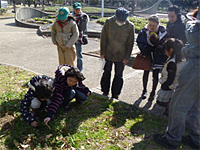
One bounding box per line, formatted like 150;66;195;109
137;25;170;69
51;19;79;48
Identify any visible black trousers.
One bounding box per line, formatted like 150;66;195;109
100;59;124;96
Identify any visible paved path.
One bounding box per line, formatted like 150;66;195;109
0;18;165;116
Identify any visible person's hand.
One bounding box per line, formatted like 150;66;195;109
30;121;38;127
123;59;129;65
86;92;91;96
44;117;51;125
100;55;105;59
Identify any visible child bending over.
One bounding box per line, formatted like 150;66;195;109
20;75;54;127
44;65;91;125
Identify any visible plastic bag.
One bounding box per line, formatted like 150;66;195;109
98;58;106;71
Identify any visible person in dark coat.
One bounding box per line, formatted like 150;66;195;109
167;5;187;44
136;15;170;101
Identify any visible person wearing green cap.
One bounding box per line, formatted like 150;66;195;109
51;7;79;66
72;2;89;71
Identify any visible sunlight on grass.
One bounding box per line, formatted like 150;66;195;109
0;65;189;149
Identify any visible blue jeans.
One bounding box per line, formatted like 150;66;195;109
75;43;83;71
166;59;200;146
100;59;124;96
63;88;88;107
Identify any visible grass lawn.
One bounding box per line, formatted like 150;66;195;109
0;64;190;149
44;6;116;13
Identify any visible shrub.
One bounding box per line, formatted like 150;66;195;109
97;17;168;33
0;8;7;14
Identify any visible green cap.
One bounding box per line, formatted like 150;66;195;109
57;7;70;21
73;2;82;9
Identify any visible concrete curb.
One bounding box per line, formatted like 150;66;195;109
15;7;54;28
0;62;42;75
38;26;101;38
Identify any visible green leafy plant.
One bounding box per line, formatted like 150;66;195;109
0;8;7;14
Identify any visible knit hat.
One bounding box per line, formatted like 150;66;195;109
57;7;70;21
115;7;129;21
73;2;82;9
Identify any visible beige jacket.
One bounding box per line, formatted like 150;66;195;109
100;16;135;62
51;20;79;48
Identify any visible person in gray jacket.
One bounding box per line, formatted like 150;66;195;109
100;7;135;99
72;2;89;71
153;7;200;149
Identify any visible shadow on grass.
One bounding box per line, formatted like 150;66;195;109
0;95;114;149
0;93;182;149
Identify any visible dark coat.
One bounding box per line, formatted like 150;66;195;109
167;16;187;44
100;16;135;62
136;25;170;69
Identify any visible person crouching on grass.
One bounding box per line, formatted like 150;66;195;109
20;75;54;127
44;65;91;125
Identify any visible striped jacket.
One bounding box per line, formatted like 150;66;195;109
20;75;53;124
47;65;90;118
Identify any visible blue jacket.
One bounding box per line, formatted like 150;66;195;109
136;25;170;69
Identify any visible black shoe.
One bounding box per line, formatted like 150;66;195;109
141;90;147;99
111;95;118;99
153;134;177;149
148;92;155;101
182;135;200;149
102;92;108;96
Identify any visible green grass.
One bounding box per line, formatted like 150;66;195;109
97;17;168;33
0;65;190;149
44;6;116;13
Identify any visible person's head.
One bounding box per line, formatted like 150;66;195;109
147;15;160;32
168;5;181;23
65;67;85;87
73;2;82;15
149;32;159;45
163;38;183;63
115;7;129;26
57;7;70;22
34;79;54;101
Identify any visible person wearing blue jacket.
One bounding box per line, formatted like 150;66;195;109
136;15;170;101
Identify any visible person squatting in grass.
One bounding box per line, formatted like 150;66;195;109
156;38;185;116
44;65;91;125
136;15;170;102
51;7;79;66
20;75;54;127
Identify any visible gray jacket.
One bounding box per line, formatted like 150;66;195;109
72;12;89;43
100;16;135;62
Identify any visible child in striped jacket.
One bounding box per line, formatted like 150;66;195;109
44;64;91;125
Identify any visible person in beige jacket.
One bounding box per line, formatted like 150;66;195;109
51;7;79;66
100;7;135;99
